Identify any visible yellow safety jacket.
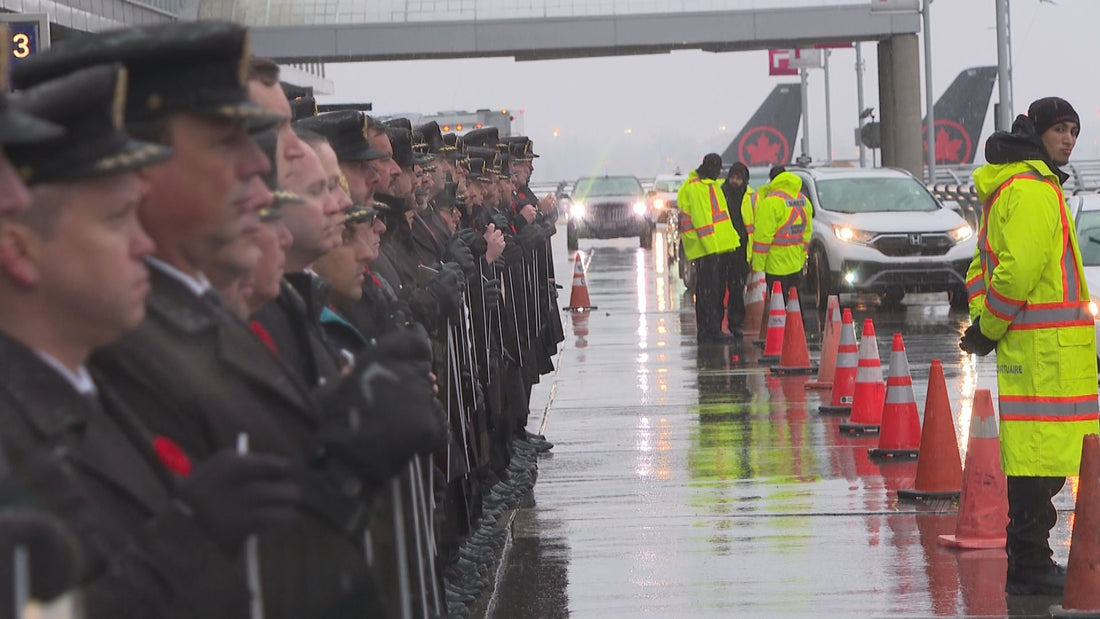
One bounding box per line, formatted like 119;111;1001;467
741;185;756;253
751;172;813;276
676;170;741;261
966;159;1099;477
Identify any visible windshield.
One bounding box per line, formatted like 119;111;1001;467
814;177;939;214
573;176;643;198
1077;209;1100;266
653;179;683;193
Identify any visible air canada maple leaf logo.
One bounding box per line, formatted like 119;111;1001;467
922;119;973;165
738;126;790;166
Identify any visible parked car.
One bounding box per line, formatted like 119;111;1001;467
566;175;656;250
1069;192;1100;367
793;166;977;308
646;173;686;223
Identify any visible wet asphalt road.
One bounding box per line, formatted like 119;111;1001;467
486;229;1080;618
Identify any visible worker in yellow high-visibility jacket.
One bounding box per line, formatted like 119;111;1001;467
751;166;813;309
676;153;741;344
960;97;1099;597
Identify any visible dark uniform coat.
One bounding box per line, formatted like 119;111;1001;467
90;263;379;619
0;333;247;618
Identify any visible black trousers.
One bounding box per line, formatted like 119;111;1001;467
723;253;749;335
1006;475;1065;572
693;253;726;340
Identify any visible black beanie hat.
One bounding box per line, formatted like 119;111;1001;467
1028;97;1080;136
728;161;750;182
697;153;722;179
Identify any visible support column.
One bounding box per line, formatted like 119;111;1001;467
877;40;895;167
878;33;922;178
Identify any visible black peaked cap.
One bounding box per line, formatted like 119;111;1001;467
8;64;173;185
13;21;282;132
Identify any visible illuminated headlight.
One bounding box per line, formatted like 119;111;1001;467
1090;299;1099;318
632;201;647;215
833;225;875;244
653;198;666;210
570;202;586;219
844;271;857;284
950;224;973;242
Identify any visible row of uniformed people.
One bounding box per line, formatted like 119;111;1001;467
677;153;814;343
0;18;560;619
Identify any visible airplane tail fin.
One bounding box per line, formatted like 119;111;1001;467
923;66;997;165
720;83;802;167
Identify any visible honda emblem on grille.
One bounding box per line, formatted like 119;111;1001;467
908;233;923;245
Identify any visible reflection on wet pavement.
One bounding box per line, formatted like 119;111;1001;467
488;232;1077;618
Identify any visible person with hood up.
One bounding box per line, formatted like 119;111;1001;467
959;97;1098;596
721;162;754;336
751;165;813;307
676;153;741;344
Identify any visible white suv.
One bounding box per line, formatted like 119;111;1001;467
793;167;977;308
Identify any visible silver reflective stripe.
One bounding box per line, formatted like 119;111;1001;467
985;289;1022;320
1000;398;1099;420
885;385;916;404
969;413;999;439
1012;304;1091;326
855;365;883;382
836;351;858;367
967;278;985;298
1064;248;1081;301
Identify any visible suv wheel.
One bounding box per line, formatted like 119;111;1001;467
566;222;578;250
947;285;969;310
881;288;906;307
639;225;654;250
679;244;696;292
808;248;834;308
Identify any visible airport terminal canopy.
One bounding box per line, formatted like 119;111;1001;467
197;0;920;63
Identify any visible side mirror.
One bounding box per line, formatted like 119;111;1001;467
942;199;962;214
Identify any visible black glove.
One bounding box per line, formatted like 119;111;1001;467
0;509;84;602
959;316;997;356
483;278;502;309
491;213;512;233
517;223;545;251
502;237;524;263
174;451;301;547
457;228;488;258
444;236;475;276
426;265;463;318
315;359;447;485
365;323;432;365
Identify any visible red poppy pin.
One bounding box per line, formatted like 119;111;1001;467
153;436;192;477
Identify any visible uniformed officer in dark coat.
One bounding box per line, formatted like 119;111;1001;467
15;21;447;618
0;62;307;618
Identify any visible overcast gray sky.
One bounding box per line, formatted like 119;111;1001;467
317;0;1099;182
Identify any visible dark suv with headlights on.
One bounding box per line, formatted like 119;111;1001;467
793;167;977;308
566;175;656;250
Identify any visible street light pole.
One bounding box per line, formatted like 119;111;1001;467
995;0;1013;131
856;44;867;168
923;0;935;183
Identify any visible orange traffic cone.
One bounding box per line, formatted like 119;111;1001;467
743;270;766;336
759;281;786;363
938;389;1008;550
819;308;858;415
563;252;597;311
753;279;773;347
898;360;963;500
839;318;884;435
806;295;841;389
771;288;816;375
1053;434;1100;616
869;334;921;459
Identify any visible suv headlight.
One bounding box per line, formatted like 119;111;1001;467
653;198;666;210
832;225;875;244
632;201;646;215
1090;298;1100;319
570;202;586;219
950;223;973;242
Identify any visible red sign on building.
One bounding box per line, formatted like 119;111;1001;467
768;49;798;76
